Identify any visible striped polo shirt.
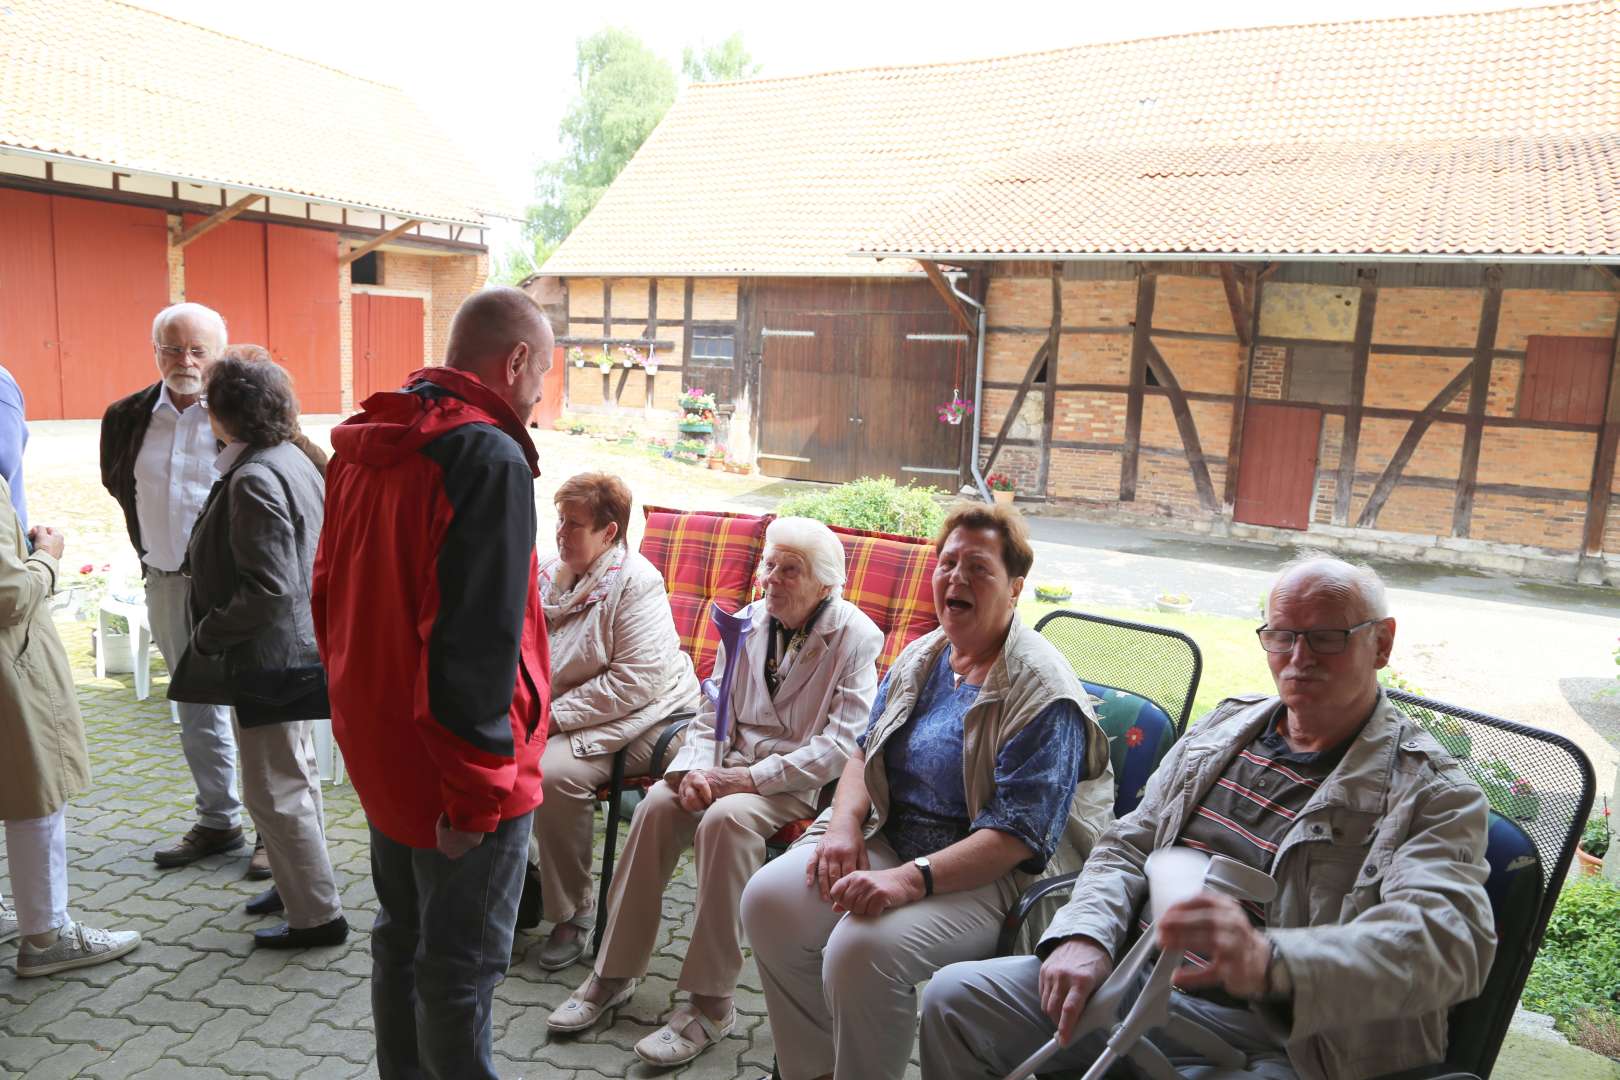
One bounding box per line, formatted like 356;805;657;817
1171;706;1358;997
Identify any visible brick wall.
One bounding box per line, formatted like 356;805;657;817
430;252;488;363
1250;345;1286;399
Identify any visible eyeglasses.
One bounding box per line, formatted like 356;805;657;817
1255;619;1379;655
156;345;211;361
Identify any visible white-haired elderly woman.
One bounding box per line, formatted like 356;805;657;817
548;516;883;1068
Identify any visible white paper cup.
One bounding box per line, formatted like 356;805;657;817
1144;847;1211;924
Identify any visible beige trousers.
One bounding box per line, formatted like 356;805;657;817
739;836;1016;1080
594;778;817;997
531;726;662;925
235;718;342;929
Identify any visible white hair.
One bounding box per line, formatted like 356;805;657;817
764;516;847;595
151;302;228;346
1267;553;1390;621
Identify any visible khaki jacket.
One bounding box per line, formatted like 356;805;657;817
0;477;90;820
1041;691;1496;1080
666;597;882;796
815;615;1113;888
542;546;700;759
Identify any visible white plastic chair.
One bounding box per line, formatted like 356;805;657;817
310;717;346;786
95;595;155;701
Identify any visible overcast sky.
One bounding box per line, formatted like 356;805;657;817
139;0;1549;254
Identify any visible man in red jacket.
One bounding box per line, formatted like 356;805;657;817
312;286;553;1080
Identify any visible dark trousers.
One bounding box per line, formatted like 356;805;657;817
369;811;532;1080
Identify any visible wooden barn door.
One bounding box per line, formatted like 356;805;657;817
182;217;270;347
266;225;341;413
52;198;169;417
1234;402;1323;529
0;189;63;419
859;312;966;485
757;312;860;482
352;292;424;402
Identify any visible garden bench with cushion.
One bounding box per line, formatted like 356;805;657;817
589;506;941;953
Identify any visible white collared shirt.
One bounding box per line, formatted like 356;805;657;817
214;440;248;474
133;385;219;571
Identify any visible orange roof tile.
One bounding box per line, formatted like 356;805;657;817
544;0;1620;275
0;0;507;225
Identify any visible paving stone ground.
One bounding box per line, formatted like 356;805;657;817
1;619;886;1080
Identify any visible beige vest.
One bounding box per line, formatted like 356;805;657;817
856;614;1114;886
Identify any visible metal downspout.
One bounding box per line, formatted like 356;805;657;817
944;278;991;503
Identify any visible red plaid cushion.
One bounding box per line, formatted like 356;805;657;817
830;524;940;677
640;506;771;680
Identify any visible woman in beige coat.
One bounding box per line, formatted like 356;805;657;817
531;472;700;970
0;477;141;977
549;516;882;1069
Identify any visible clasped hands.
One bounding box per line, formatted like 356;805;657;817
673;766;756;812
1039;892;1273;1046
803;820;923;916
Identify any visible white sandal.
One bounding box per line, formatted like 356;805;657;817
634;1002;736;1067
546;976;637;1033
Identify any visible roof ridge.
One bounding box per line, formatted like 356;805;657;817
689;0;1607;92
110;0;408;93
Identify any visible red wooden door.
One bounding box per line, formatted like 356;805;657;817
530;345;565;428
1521;336;1611;425
352;292;423;403
266;225;341;413
52;198;170;418
0;189;63;419
183;217;269;347
1234;402;1323;530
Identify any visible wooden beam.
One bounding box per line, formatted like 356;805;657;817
1144;342;1219;511
1039;271;1061;496
1579;318;1620;562
1451;268;1504;537
339;218;425;266
173;193;263;249
1355;363;1477;528
1120;272;1157;501
1334;272;1378;526
981;339;1052;476
1595;265;1620;290
1218;263;1252;347
1222;267;1266;515
920;261;976;336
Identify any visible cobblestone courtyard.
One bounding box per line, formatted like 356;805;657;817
0;621;812;1080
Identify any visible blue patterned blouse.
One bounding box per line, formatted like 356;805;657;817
858;647;1087;872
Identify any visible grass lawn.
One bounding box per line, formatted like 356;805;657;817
1019;598;1274;723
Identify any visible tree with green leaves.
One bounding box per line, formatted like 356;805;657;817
494;28;757;282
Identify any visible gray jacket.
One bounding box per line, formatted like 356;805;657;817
170;440;326;724
1041;691;1495;1080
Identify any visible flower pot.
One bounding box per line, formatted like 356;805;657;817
708;458;726;470
678;422;714;434
725;462;750;475
1576;846;1604;876
944;414;963;426
1156;597;1193;614
991;489;1015;506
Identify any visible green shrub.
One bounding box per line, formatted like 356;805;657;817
775;477;947;540
1522;877;1620;1037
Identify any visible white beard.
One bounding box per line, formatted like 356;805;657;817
163;372;204;396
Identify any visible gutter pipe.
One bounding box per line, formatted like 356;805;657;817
941;277;991;503
860;249;1620;267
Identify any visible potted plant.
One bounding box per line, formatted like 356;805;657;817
619;344;640;368
986;473;1016;506
1034;583;1073;604
937;396;973;426
708;444;728;470
596;345;614;375
673;438;708;464
1577;798;1610;875
678;416;714;434
679;388;717;414
1156;593;1193;614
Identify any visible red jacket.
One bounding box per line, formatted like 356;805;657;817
312;367;549;849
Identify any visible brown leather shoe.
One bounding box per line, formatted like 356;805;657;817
153;824;245;868
245;838;273;881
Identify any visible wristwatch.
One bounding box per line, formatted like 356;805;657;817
913;857;934;897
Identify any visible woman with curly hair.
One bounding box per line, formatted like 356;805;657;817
169;347;346;949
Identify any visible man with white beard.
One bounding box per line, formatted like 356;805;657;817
99;303;330;876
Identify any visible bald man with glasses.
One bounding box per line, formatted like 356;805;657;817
920;555;1495;1080
100;304;326;874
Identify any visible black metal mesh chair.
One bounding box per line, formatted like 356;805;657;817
1033;611;1204;735
996;690;1597;1080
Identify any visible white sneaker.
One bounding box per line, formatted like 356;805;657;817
15;920;141;977
0;898;17;945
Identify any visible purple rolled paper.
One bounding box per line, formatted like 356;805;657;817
702;601;755;769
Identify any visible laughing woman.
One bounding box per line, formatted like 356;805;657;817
739;502;1115;1080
